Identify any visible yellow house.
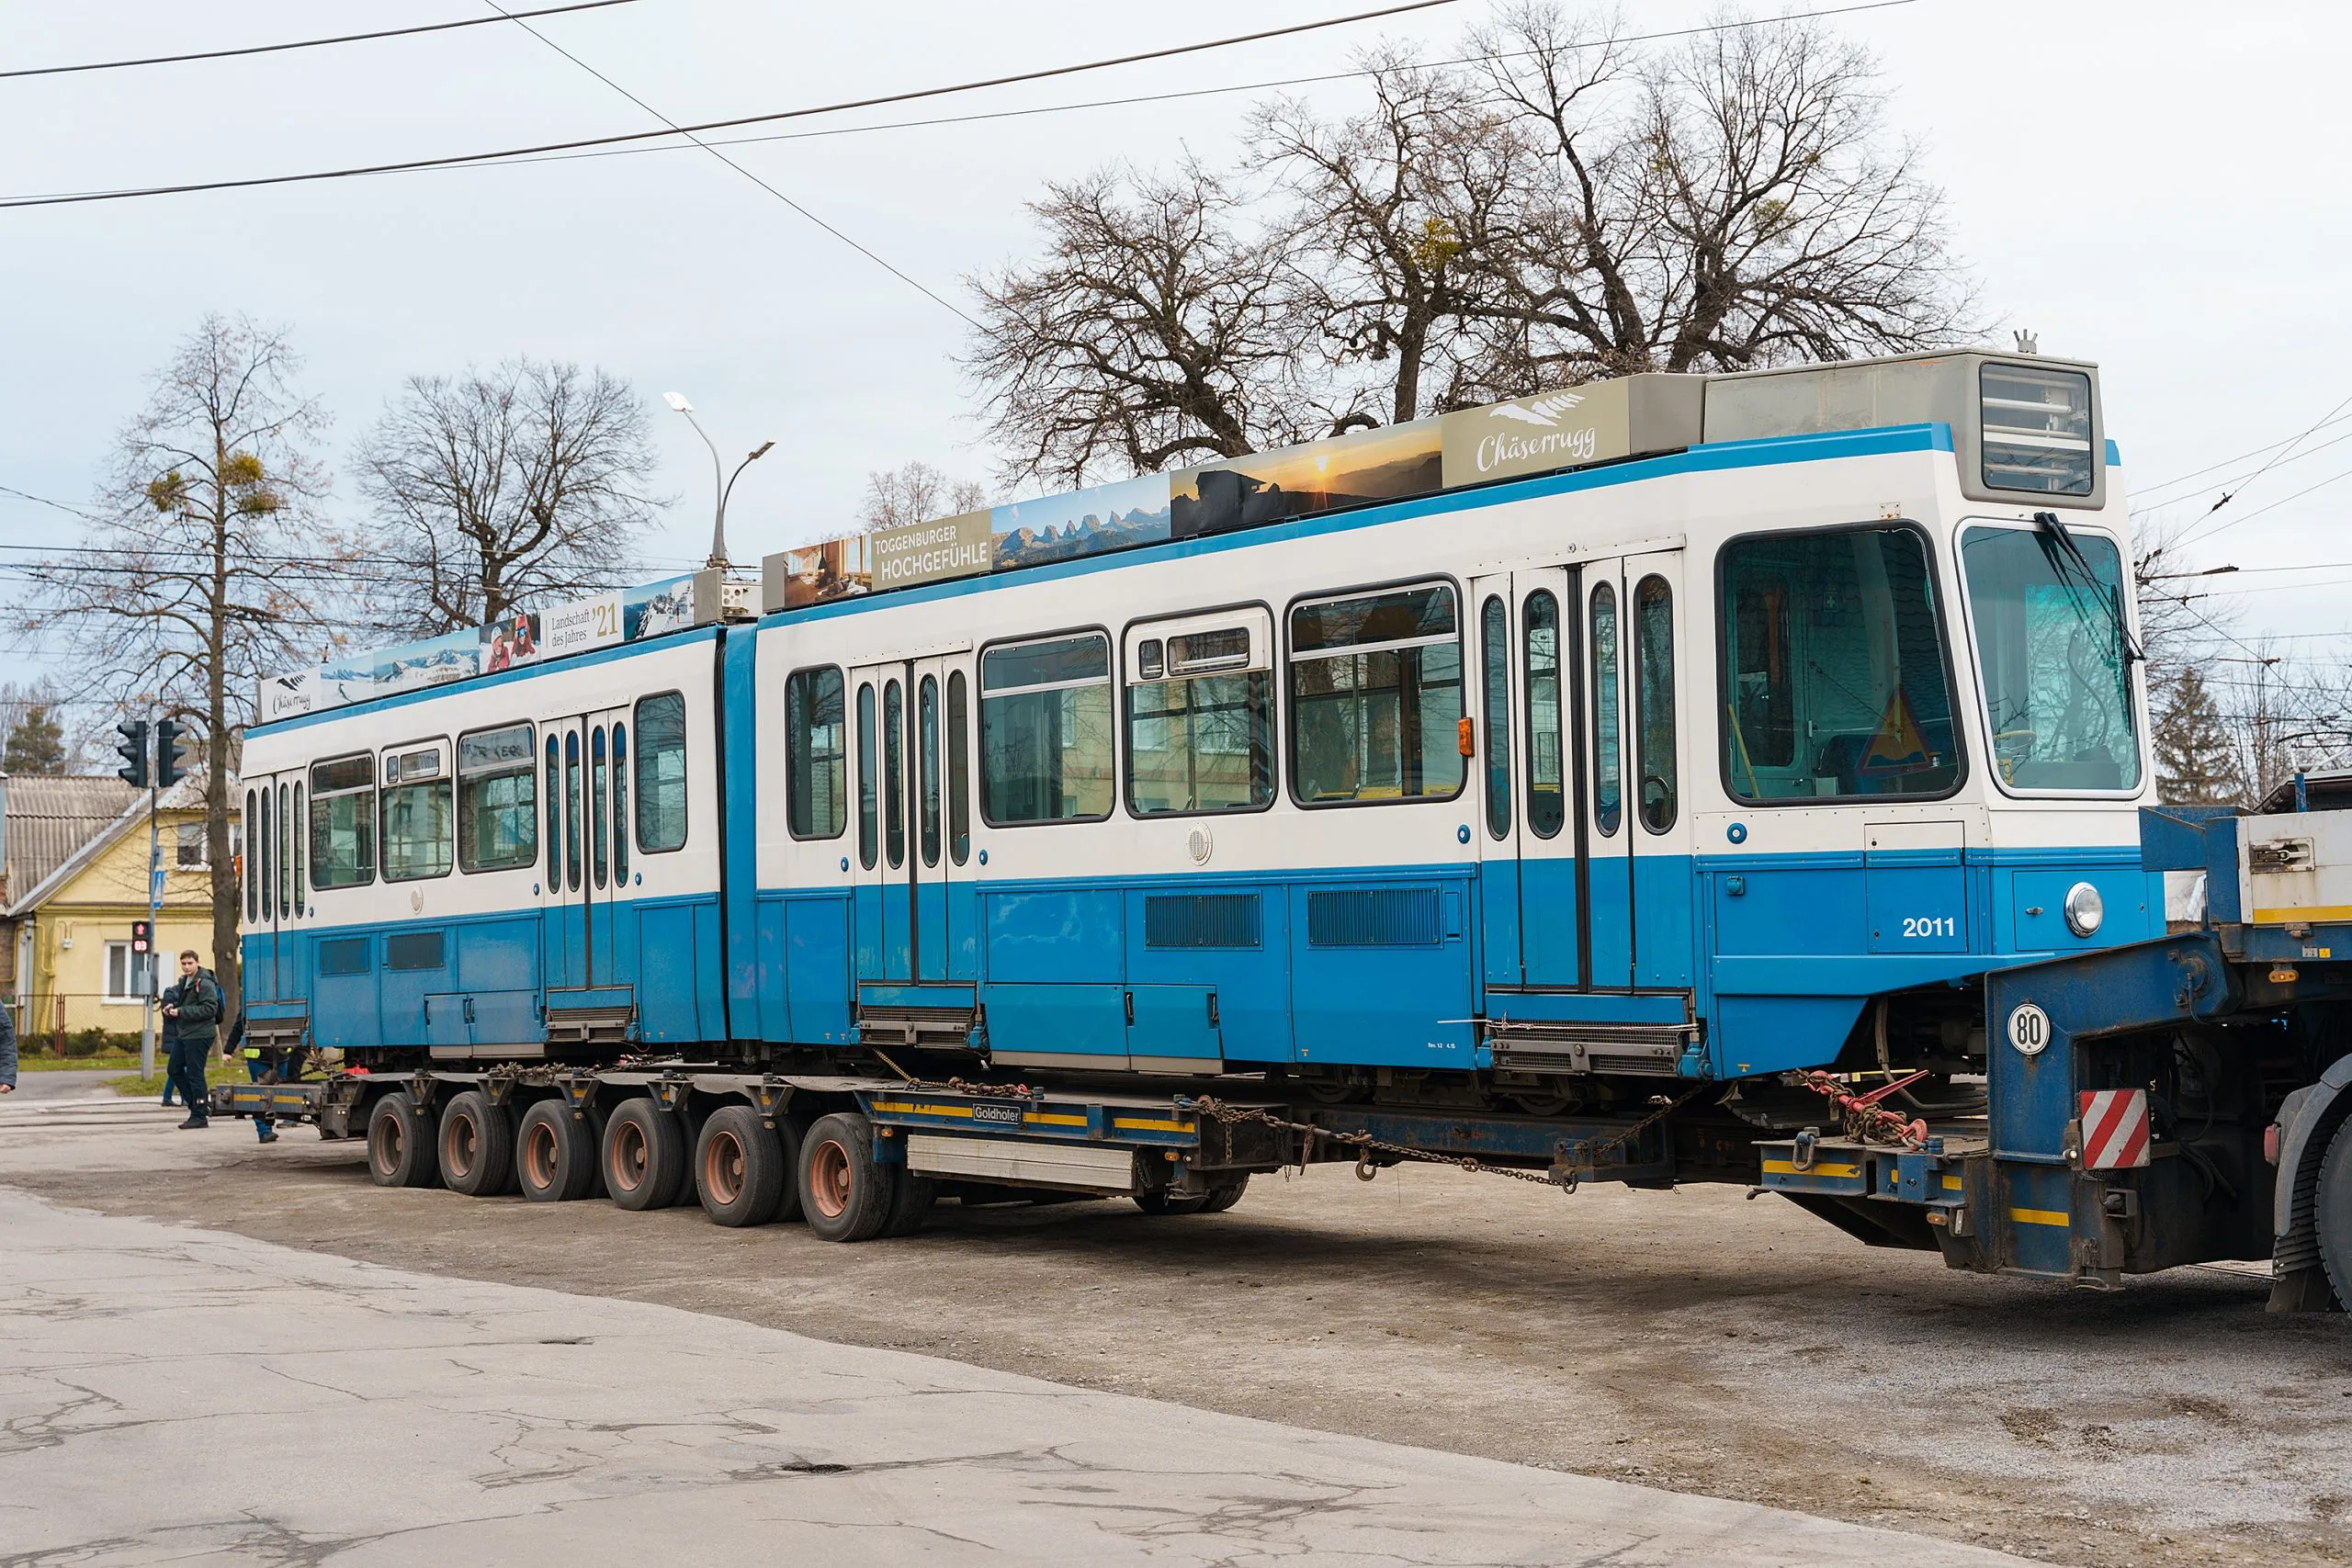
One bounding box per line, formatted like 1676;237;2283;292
2;775;235;1047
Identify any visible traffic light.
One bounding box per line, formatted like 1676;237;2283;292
130;919;152;956
155;717;188;788
114;719;150;789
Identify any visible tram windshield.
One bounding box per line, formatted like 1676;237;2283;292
1719;525;1962;801
1961;523;2141;793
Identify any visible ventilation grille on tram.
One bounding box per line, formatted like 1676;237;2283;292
1306;888;1440;947
1144;893;1263;950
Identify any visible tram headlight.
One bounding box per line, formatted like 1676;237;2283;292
2063;881;2104;937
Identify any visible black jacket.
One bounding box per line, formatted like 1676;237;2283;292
159;971;220;1047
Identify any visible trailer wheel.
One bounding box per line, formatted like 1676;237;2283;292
1200;1175;1250;1213
882;1167;935;1237
605;1098;690;1211
516;1100;597;1203
2318;1117;2352;1307
798;1112;897;1242
1132;1190;1211;1216
367;1091;439;1189
439;1090;516;1198
695;1105;790;1227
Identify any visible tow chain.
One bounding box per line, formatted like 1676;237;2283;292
1781;1068;1930;1148
1183;1087;1713;1190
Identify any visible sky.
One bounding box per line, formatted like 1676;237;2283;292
1;0;2346;705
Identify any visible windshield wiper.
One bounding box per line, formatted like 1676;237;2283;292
2034;508;2144;665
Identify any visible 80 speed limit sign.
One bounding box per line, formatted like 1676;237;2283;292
2005;1001;2052;1056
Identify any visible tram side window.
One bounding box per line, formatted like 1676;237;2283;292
979;632;1114;825
786;666;847;839
457;723;537;873
634;691;688;852
946;670;971;863
1634;576;1677;833
308;754;376;889
1126;621;1273;817
381;744;453;882
1524;590;1566;839
1718;527;1962;803
1591;581;1622;835
1288;582;1464;806
244;788;259;919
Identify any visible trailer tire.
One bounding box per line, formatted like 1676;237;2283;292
696;1106;789;1227
882;1168;935;1237
605;1098;689;1212
798;1112;896;1243
516;1099;597;1203
2318;1117;2352;1308
439;1090;515;1197
1200;1175;1250;1213
367;1090;438;1189
1132;1190;1211;1216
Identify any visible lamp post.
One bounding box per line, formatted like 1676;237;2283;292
663;391;774;570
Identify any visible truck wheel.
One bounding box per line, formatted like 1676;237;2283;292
438;1090;515;1197
1132;1190;1211;1216
882;1167;936;1237
798;1112;897;1242
367;1091;439;1189
605;1098;689;1211
696;1105;790;1227
1201;1175;1250;1213
2318;1117;2352;1307
516;1099;596;1202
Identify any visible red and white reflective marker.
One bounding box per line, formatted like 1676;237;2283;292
2079;1089;2152;1170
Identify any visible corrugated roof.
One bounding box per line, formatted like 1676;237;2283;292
4;775;140;900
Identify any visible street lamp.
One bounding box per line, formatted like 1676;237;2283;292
664;391;774;570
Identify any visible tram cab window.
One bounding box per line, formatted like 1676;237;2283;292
1288;582;1464;806
380;744;453;882
307;754;376;889
634;692;688;852
1961;522;2139;792
457;723;537;873
1718;526;1962;804
1125;611;1274;817
979;631;1114;825
786;666;847;839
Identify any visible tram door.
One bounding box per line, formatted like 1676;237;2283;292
1584;550;1694;991
1470;570;1582;991
540;706;631;992
852;653;973;987
850;662;913;982
243;771;304;1000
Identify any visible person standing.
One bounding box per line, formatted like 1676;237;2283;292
222;1009;277;1145
160;951;220;1129
1;996;17;1098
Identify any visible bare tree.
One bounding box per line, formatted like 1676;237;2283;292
963;163;1327;489
859;461;988;529
353;359;662;635
1467;4;1980;387
25;313;336;1012
1252;55;1529;424
964;7;1980;469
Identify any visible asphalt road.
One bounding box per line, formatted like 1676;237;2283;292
3;1089;2346;1567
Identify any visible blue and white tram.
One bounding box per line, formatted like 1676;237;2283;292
240;349;2154;1113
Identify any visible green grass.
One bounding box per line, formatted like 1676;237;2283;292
16;1052;145;1073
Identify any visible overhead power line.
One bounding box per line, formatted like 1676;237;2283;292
480;1;973;324
0;0;1497;210
450;2;1921;176
2177;390;2352;548
0;0;643;80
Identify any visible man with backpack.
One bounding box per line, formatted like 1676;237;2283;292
160;951;220;1130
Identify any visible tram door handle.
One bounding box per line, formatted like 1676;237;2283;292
1124;990;1135;1026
